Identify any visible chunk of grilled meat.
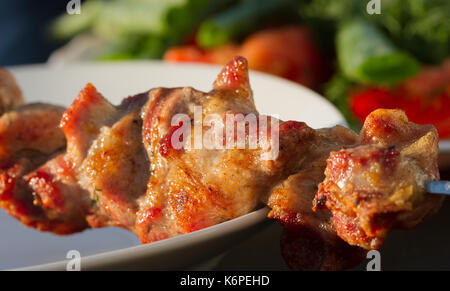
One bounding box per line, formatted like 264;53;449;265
267;125;367;270
57;84;150;230
0;103;86;234
136;58;274;242
314;109;443;250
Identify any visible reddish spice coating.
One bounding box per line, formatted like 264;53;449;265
136;207;162;225
27;170;65;212
213;56;248;90
0;171;15;201
159;121;186;157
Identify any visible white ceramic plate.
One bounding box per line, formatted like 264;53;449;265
441;141;450;149
1;61;344;270
440;141;450;168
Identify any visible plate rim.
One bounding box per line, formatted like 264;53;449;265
8;60;345;126
14;207;270;271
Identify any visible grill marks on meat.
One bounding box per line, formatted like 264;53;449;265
79;96;149;230
135;57;331;243
314;109;443;250
62;85;149;230
136;58;271;242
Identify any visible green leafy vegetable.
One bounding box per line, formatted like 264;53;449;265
336;18;419;84
371;0;450;64
297;0;450;65
196;0;298;48
50;0;237;59
50;0;102;40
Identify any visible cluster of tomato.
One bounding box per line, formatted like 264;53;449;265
350;59;450;138
164;26;329;90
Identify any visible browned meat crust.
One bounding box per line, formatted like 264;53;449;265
314;109;443;249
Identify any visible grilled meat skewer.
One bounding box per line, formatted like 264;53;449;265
0;58;442;270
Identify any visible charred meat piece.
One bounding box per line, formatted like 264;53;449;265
25;154;90;233
0;103;86;234
78;93;149;230
60;84;149;230
314;109;443;249
267;125;366;270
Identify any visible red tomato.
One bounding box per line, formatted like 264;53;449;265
163;45;210;63
350;59;450;138
239;26;329;89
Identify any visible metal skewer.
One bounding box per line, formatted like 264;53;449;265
426;180;450;195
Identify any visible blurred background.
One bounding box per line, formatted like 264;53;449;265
1;0;449;138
